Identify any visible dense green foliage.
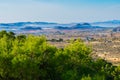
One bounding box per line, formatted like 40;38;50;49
0;30;119;80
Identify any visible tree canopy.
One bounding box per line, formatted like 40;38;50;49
0;30;119;80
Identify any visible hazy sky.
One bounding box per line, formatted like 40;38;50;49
0;0;120;23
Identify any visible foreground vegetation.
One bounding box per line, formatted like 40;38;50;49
0;30;120;80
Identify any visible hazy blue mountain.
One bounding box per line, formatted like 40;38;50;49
0;20;119;33
0;22;57;27
92;20;120;27
0;22;57;32
54;23;104;30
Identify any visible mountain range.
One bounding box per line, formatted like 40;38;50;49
91;20;120;27
0;20;120;33
54;23;104;30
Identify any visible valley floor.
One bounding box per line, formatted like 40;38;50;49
46;29;120;66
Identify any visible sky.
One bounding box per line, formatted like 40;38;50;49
0;0;120;23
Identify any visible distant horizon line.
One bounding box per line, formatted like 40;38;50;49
0;19;120;24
